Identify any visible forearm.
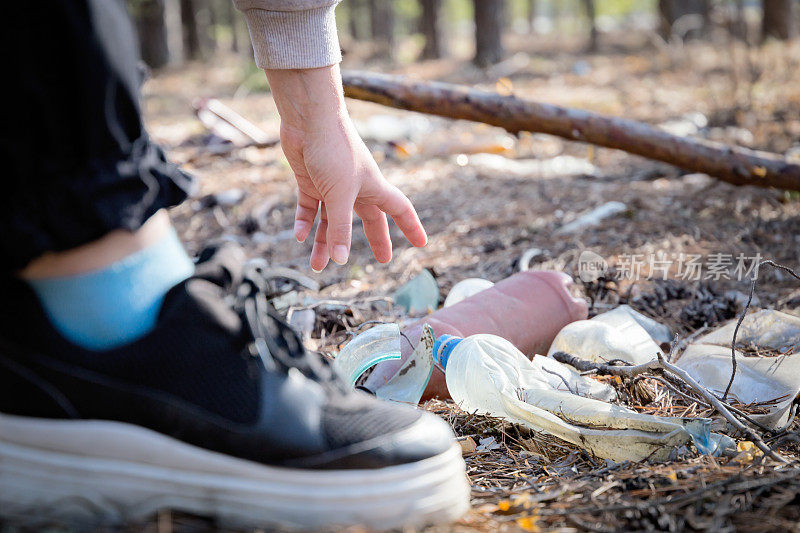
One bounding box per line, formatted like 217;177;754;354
265;65;348;131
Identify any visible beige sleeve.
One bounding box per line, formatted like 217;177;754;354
233;0;342;69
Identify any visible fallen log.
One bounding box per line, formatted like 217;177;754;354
341;70;800;191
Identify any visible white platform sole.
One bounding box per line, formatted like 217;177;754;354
0;413;470;530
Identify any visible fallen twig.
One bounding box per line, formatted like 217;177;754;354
655;352;787;463
551;351;660;377
553;349;787;461
341;70;800;191
192;97;278;147
723;260;800;401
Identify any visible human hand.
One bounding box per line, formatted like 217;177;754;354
265;65;427;271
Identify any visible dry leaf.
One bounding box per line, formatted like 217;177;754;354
516;513;541;532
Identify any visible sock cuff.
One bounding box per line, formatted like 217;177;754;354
28;229;195;351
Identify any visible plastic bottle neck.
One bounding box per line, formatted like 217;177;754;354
433;334;463;369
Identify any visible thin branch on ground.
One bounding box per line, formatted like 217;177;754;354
553;348;788;462
723;260;800;402
551;351;661;377
655;352;787;463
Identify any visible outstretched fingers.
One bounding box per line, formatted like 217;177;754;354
376;185;428;248
324;195;355;265
309;204;330;272
355;203;392;263
294;190;319;243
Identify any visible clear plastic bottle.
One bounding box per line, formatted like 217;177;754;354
437;333;731;462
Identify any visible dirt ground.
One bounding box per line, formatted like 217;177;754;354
142;30;800;532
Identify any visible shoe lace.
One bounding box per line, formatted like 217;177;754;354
237;263;344;389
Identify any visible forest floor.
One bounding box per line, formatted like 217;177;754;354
142;30;800;532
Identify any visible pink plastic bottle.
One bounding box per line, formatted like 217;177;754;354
364;271;588;400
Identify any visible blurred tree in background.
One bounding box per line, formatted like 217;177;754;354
368;0;396;58
473;0;506;66
762;0;798;40
130;0;170;68
127;0;800;69
581;0;599;51
420;0;445;59
180;0;202;60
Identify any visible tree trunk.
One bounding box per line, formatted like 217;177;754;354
527;0;537;34
341;70;800;192
204;0;218;55
581;0;598;52
225;0;239;53
730;0;748;41
419;0;444;59
180;0;202;60
347;0;365;40
473;0;505;67
762;0;797;41
368;0;394;58
133;0;170;69
658;0;711;40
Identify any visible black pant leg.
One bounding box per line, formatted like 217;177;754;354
1;0;194;272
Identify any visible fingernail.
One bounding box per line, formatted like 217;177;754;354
332;245;349;265
311;266;323;273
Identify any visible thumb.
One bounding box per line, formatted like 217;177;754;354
324;193;355;265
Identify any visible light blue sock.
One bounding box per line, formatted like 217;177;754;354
27;229;195;351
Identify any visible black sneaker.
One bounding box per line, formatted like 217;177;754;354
0;244;469;530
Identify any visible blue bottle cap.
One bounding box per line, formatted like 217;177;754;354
433;334;463;369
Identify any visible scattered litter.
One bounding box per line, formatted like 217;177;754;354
486;52;531;79
548;305;668;366
333;323;402;387
708;126;754;147
286;308;316;339
332;324;435;405
245;259;321;295
197;188;246;209
458;436;477;455
354;114;432;143
477;436;502;452
251;229;295;247
430;135;515;157
270;291;317;312
614;305;674;346
518;248;547;271
658;112;708;137
444;278;494;307
463;154;597;179
393;270;439;314
674;310;800;429
192;98;276;147
373;325;435;405
555;201;627;234
438;332;725;462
